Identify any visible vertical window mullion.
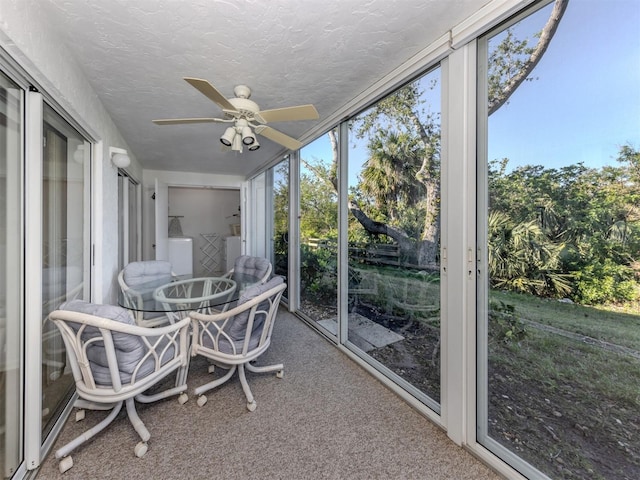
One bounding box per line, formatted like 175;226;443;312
337;121;349;345
289;150;300;312
24;89;43;470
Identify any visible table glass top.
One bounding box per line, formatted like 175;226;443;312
118;272;262;313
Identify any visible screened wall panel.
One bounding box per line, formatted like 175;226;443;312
271;157;290;299
347;67;442;406
477;1;640;478
298;133;339;326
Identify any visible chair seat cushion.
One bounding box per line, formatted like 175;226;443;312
204;327;264;356
60;300;176;385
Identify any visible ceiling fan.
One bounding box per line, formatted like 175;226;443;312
152;77;319;152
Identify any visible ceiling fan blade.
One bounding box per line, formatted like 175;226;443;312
257;104;319;123
183;77;237;111
254;125;302;150
152;117;226;125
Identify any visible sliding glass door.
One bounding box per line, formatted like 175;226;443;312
347;67;442;406
41;104;90;437
0;71;23;479
118;171;140;271
298;134;339;327
271;157;290;299
477;1;640;478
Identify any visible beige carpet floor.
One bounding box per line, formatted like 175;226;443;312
35;309;502;480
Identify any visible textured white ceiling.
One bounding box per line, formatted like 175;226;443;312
41;0;487;176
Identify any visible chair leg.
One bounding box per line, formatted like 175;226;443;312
193;364;237;397
136;364;189;405
239;361;284;412
245;361;284;376
176;362;189;388
55;401;123;462
125;397;150;443
237;364;256;411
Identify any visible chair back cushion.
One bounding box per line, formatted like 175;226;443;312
122;260;173;287
202;276;283;355
226;276;284;341
122;260;173;317
233;256;270;280
59;300;172;385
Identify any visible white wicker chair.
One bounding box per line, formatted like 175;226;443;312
189;276;286;411
118;260;178;327
49;300;190;474
223;255;272;284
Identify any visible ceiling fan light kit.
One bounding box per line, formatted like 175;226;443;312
241;126;255;145
231;132;243;152
153;77;319;154
220;126;236;146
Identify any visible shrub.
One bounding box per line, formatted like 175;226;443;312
574;259;639;305
488;300;528;344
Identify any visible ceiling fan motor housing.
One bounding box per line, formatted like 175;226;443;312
227;97;260;121
233;84;252;99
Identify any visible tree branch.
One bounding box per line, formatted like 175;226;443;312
348;198;414;247
488;0;569;116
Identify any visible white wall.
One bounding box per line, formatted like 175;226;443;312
141;169;245;266
0;0;143;303
168;187;241;276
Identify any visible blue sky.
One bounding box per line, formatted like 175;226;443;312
488;0;640;171
301;0;640;180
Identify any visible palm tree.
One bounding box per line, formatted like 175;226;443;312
488;211;572;297
360;131;425;222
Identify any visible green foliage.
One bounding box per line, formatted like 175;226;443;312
360;130;426;222
488;145;640;306
488;299;528;344
273;160;290;237
574;259;639;305
348;72;442;265
487;28;536;110
273;230;289;277
300;244;337;301
488;211;572;297
299;157;338;241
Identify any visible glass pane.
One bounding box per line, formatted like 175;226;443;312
299;133;338;325
128;179;137;263
41;104;88;436
272;158;289;298
348;67;441;405
0;71;23;477
118;173;139;269
118;174;125;270
479;1;640;478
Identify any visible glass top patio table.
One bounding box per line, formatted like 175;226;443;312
117;272;262;314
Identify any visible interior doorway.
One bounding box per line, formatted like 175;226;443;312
167;186;241;276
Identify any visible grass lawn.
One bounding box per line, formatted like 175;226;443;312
491;290;640;350
488;290;640;479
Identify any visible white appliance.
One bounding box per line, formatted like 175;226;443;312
168;237;193;275
225;236;241;271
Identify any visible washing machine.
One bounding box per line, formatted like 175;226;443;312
168;237;193;275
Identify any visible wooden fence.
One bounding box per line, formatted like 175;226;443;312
306;238;401;266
